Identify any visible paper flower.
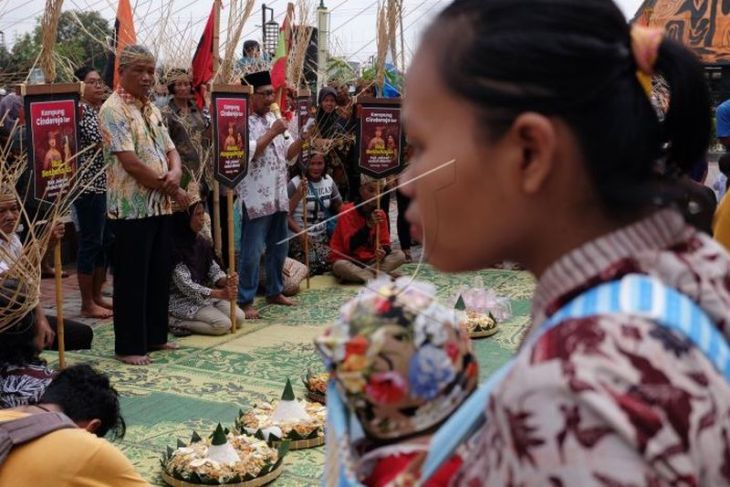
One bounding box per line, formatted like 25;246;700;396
408;345;456;400
365;371;408;405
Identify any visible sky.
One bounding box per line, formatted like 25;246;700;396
0;0;645;66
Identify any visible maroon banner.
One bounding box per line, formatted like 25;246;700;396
358;105;402;178
297;95;313;168
26;98;79;202
212;94;249;188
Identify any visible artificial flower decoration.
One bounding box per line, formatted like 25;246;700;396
315;277;479;440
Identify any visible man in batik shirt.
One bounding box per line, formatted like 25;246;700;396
236;70;308;319
100;45;189;365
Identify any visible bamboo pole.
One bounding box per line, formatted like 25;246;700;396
227;188;237;333
375;179;381;275
302;182;310;289
398;0;406;76
212;0;223;259
54;239;65;369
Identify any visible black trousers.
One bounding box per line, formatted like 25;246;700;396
47;315;93;351
109;215;172;355
207;192;231;269
396;188;412;251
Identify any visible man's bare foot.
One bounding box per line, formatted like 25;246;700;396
242;303;260;320
149;342;179;351
94;296;113;310
266;294;296;306
114;354;150;366
80;303;113;319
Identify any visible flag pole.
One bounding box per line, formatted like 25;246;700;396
212;0;223;260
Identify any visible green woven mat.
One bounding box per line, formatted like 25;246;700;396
42;265;535;486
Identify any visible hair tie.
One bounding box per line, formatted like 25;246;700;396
631;25;664;96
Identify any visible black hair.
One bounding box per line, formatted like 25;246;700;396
73;66;96;82
426;0;711;216
39;364;126;440
243;40;260;55
719;153;730;178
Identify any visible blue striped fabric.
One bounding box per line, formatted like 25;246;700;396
421;274;729;480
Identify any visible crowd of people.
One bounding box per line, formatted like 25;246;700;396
3;0;730;485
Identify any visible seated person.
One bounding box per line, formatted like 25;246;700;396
287;151;343;275
0;364;147;485
11;363;126;440
329;175;405;283
315;278;479;485
0;295;55;408
0;186;92;351
169;188;244;336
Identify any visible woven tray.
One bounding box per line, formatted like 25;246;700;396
306;389;326;405
469;327;499;339
271;434;324;450
161;462;284;487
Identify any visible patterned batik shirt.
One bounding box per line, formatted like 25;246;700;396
0;363;55;408
99;88;175;220
236;111;294;220
161;99;209;180
456;209;730;486
169;261;227;319
77;102;106;195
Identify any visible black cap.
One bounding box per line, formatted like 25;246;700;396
242;70;272;89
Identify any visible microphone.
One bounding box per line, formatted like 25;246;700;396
270;102;291;140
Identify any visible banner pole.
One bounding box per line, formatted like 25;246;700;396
303;183;310;289
227;188;237;333
375;179;381;275
54;238;65;369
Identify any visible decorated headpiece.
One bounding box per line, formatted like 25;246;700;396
119;44;156;69
315;278;478;440
0;184;15;205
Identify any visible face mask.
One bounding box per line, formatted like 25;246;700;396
154;95;171;108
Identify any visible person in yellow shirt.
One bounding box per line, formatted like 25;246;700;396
0;407;149;486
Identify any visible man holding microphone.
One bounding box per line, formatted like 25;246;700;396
236;70;308;319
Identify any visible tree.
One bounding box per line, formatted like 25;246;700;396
0;10;111;85
51;11;111;76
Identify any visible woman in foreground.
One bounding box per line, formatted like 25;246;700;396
400;0;730;484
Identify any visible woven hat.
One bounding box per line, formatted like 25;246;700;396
315;278;478;441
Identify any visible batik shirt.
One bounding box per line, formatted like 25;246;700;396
99;88;175;220
236;111;294;220
456;209;730;485
169;261;227;320
161;99;209;179
77;102;106;195
0;363;55;408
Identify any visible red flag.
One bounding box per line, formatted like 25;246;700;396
103;0;136;90
192;4;216;109
271;3;295;115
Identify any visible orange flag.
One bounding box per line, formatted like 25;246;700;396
103;0;137;90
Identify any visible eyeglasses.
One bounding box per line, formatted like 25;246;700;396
254;89;275;97
85;79;104;87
